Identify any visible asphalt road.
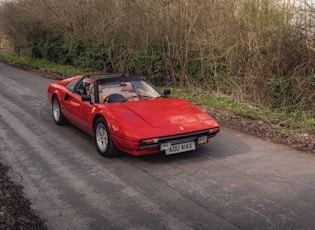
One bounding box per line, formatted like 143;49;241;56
0;62;314;230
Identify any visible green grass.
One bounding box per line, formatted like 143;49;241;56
0;53;87;76
1;52;314;136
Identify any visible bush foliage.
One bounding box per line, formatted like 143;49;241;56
0;0;314;111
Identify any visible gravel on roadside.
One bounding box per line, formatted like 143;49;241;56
0;163;47;229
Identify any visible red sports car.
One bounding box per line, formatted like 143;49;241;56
47;73;220;157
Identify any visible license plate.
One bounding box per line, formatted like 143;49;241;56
165;141;196;155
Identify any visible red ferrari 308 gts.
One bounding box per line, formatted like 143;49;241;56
47;73;220;157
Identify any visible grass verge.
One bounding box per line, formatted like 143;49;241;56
0;52;87;76
169;88;315;136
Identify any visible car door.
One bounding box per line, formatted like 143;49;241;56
73;82;97;134
62;91;82;125
64;78;99;135
78;100;94;135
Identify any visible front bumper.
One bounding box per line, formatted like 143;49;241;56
139;128;219;150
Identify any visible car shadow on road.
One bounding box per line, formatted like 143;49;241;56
120;129;252;165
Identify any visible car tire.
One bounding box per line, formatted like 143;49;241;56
95;117;119;157
52;96;66;125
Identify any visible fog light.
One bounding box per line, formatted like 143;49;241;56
198;136;208;144
160;143;171;151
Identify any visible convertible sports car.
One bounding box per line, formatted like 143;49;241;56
47;73;220;157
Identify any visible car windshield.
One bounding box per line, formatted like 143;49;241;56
97;78;161;103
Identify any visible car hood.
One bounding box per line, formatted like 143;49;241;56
122;98;212;128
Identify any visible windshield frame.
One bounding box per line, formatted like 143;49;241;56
94;75;162;103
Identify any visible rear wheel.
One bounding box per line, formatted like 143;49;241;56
52;96;65;125
95;117;119;157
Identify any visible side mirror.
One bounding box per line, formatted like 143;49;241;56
82;95;92;103
163;89;171;97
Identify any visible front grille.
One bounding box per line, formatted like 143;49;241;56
140;130;210;149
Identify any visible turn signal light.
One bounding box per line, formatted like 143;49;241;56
142;138;159;145
209;128;220;134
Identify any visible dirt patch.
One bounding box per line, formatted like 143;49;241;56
0;164;47;229
205;107;315;154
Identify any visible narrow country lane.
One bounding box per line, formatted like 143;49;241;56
0;62;314;229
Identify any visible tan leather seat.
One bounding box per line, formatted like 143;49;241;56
120;82;138;101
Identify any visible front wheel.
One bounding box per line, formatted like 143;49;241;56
52;96;66;125
94;117;119;157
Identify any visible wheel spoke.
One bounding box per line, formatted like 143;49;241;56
100;128;106;136
53;100;60;121
96;124;108;152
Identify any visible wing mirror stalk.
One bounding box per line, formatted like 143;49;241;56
163;89;171;98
